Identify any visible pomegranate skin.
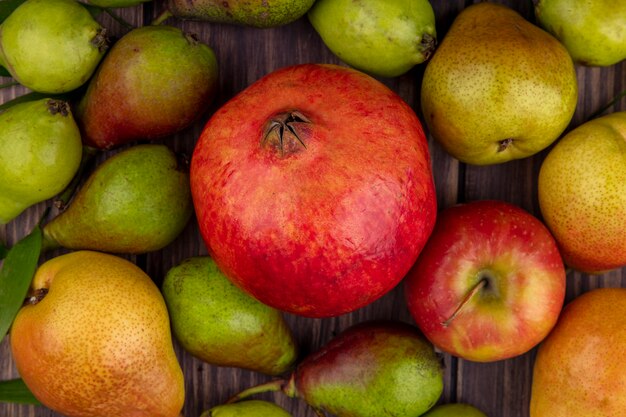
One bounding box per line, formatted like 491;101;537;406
191;64;436;317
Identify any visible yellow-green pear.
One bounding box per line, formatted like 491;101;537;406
421;2;577;165
538;111;626;273
0;99;82;224
308;0;437;77
0;0;108;93
10;251;185;417
535;0;626;66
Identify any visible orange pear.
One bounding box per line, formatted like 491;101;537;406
530;288;626;416
10;251;185;417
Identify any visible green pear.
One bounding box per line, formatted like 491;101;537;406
0;99;82;224
422;404;488;417
0;0;108;93
308;0;436;77
229;321;443;417
162;257;297;376
201;400;293;417
42;144;192;254
421;2;578;165
535;0;626;66
76;25;218;149
166;0;315;28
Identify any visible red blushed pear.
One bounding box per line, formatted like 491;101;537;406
190;63;437;318
76;25;218;150
405;200;566;362
227;321;444;417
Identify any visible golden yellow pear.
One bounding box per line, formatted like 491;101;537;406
531;288;626;416
421;2;577;165
10;251;184;417
538;111;626;273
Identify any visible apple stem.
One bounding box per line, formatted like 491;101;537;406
441;278;488;327
225;379;286;404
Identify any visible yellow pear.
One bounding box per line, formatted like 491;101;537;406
10;251;184;417
530;288;626;416
421;2;577;165
538;111;626;273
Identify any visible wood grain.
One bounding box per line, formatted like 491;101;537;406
1;1;625;416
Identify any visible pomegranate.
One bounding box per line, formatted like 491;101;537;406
191;64;436;317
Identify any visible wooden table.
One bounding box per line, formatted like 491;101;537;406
1;1;624;416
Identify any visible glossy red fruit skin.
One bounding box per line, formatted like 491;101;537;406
191;64;436;317
405;200;566;362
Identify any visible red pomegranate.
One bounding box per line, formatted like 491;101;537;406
191;64;436;317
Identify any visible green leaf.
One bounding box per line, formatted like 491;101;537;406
0;67;11;78
0;0;26;24
0;379;40;405
0;226;42;343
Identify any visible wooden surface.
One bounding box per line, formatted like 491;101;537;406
1;1;625;416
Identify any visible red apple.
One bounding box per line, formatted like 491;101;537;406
404;200;566;362
191;64;437;318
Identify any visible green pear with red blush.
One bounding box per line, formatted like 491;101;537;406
76;25;218;149
228;321;443;417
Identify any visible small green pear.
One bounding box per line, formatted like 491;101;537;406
201;400;293;417
422;404;488;417
308;0;437;77
76;25;218;149
0;99;82;224
229;321;443;417
166;0;315;28
421;2;577;165
535;0;626;66
42;144;192;254
162;257;297;376
0;0;108;93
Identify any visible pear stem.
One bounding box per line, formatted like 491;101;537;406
588;88;626;121
226;379;286;404
313;408;327;417
0;81;18;90
102;8;134;30
152;9;173;25
441;278;488;327
54;146;98;211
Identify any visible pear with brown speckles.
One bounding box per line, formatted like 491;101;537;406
421;2;577;165
538;111;626;273
10;251;185;417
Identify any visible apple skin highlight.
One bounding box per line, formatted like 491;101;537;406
405;200;566;362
